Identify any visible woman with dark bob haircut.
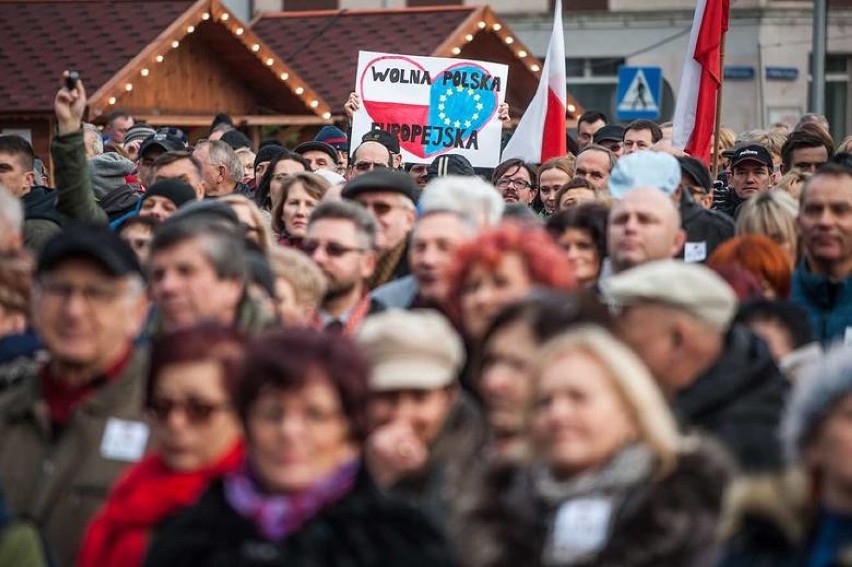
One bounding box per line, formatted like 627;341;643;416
145;328;455;567
80;324;246;567
546;202;610;288
254;150;310;210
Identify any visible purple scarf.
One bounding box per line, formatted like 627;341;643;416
224;458;360;541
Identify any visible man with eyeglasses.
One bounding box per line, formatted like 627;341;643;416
348;140;394;179
342;169;418;290
0;224;150;566
303;200;385;334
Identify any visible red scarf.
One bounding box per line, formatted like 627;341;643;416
77;443;244;567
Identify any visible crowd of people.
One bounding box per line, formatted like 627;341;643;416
1;71;852;566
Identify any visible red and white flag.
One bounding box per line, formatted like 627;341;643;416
672;0;730;164
501;0;566;163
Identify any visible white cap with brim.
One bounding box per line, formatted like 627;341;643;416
604;259;738;331
357;310;464;392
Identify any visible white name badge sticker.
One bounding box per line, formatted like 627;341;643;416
684;241;707;263
100;418;149;462
552;497;613;556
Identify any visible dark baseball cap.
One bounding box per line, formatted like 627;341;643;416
342;168;418;203
361;129;400;155
37;224;142;278
294;141;339;165
593;125;625;144
139;132;184;157
677;155;712;191
730;144;773;170
424;154;475;181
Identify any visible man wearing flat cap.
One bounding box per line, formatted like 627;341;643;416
0;224;150;565
342;169;417;289
359;310;486;527
294;140;339;174
607;259;788;472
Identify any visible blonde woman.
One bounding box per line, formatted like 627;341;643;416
537;157;575;215
270;172;330;247
736;188;799;265
218;194;275;253
458;326;733;567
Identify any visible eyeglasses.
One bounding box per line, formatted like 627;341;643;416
353;161;388;172
147;397;231;425
301;240;367;257
38;280;123;306
496;177;535;190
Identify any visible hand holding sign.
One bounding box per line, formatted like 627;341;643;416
351;51;508;168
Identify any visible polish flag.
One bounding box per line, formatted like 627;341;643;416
501;0;566;164
672;0;730;164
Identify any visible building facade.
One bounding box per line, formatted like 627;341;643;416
237;0;852;139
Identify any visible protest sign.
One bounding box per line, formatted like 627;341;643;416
351;51;509;168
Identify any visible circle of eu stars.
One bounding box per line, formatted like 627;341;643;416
438;86;485;129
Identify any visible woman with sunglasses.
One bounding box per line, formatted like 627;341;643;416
78;325;245;567
144;328;454;567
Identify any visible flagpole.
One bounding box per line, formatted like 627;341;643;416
711;30;727;179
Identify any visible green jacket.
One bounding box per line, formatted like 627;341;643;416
0;348;149;567
51;128;107;224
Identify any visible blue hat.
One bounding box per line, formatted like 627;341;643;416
315;125;348;152
608;151;682;199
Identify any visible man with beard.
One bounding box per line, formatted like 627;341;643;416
303;200;385;334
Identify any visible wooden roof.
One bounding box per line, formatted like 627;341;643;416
252;5;583;120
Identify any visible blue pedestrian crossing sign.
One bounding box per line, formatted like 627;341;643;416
616;66;662;121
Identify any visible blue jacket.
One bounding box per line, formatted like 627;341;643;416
791;262;852;344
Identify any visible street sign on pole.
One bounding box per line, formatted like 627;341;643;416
616;66;662;121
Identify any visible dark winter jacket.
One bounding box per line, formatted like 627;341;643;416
457;438;733;567
143;466;457;567
718;470;852;567
791;260;852;345
711;184;747;219
679;192;735;263
674;325;788;473
22;187;62;251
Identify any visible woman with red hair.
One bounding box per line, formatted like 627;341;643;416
444;221;577;341
707;234;793;299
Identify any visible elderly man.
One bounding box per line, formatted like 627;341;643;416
609;151;733;264
607;260;788;472
192;140;249;198
342;169;417;289
0;225;149;566
148;215;266;334
294;140;339;173
574;145;615;193
792;162;852;343
359;309;485;526
151;150;206;199
303;200;384;333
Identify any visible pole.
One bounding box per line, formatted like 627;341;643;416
711;31;727;180
811;0;827;114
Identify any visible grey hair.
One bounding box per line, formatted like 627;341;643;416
196;140;244;184
419;175;505;227
308;200;378;250
782;343;849;463
83;123;104;155
150;216;248;282
414;208;477;237
0;184;23;236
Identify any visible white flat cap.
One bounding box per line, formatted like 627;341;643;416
605;259;738;330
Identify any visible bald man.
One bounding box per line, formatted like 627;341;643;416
608;187;686;273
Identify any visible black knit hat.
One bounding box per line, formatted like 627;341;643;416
144;179;196;208
254;143;286;171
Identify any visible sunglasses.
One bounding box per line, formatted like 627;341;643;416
147;397;230;425
301;240;367;257
359;201;399;216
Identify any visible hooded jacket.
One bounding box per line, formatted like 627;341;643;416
674;325;789;473
22;186;63;251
